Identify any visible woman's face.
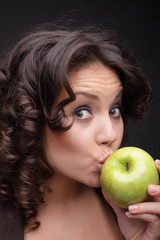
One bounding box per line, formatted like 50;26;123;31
44;63;124;188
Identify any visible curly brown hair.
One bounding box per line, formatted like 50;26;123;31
0;24;151;230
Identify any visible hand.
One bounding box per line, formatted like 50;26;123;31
102;159;160;240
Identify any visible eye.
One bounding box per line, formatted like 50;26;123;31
74;106;92;120
109;105;121;118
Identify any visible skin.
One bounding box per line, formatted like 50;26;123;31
25;63;160;240
44;63;124;189
102;161;160;240
25;63;124;239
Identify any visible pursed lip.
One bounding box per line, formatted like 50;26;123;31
98;153;111;165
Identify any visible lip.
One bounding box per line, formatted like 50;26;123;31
99;154;111;164
98;154;111;170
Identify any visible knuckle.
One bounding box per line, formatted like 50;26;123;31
152;215;160;226
153;197;160;202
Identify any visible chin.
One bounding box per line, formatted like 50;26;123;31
85;179;101;188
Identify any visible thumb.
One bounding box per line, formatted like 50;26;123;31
101;189;126;217
101;189;142;240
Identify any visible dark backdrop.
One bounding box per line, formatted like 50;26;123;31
0;0;159;159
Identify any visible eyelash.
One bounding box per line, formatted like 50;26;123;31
74;105;92;120
73;104;122;120
109;105;122;118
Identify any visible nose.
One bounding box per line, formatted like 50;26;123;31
95;115;117;146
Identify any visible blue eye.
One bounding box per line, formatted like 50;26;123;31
74;106;91;120
110;106;121;118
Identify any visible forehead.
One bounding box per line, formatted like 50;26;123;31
67;63;122;93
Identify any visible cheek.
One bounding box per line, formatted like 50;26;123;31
44;126;91;164
55;127;91;154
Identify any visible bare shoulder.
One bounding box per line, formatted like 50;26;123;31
24;188;123;240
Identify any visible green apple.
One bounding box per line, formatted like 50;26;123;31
100;147;159;209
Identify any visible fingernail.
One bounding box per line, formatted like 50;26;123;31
128;204;139;212
149;185;159;194
155;159;160;166
125;211;132;217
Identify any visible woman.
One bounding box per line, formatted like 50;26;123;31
0;24;160;240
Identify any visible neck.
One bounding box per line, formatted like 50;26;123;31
44;173;91;205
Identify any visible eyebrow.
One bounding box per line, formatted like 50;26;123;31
115;89;123;99
74;89;123;101
75;91;99;100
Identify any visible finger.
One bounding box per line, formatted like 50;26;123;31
126;212;160;240
148;185;160;196
155;159;160;173
128;202;160;215
101;189;116;209
153;196;160;202
125;212;160;224
101;189;126;215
